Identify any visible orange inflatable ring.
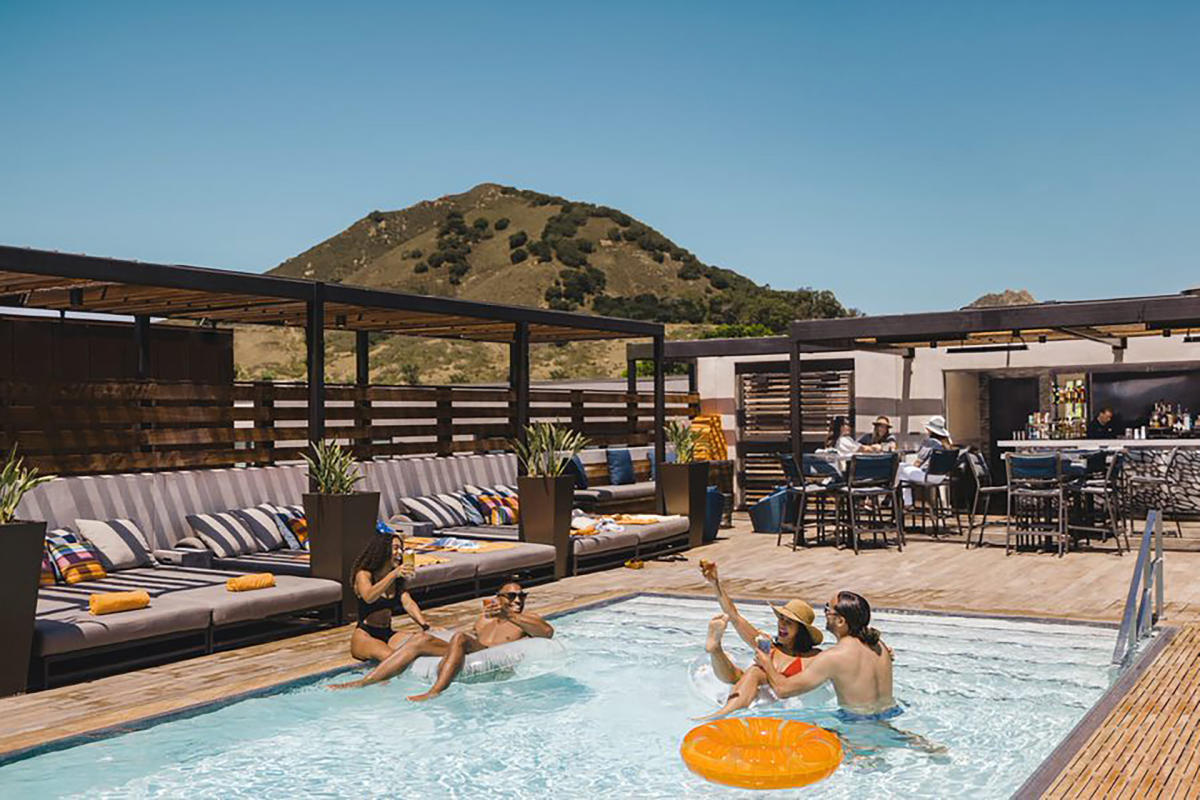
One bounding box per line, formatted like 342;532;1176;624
680;717;842;790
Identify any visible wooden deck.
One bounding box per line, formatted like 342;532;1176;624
3;514;1200;797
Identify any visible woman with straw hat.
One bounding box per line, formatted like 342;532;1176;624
697;560;824;719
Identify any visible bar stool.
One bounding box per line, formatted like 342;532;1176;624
1127;448;1183;537
835;452;902;554
1006;452;1067;557
776;453;841;549
964;450;1006;549
1066;450;1130;554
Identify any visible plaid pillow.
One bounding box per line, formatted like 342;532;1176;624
268;504;305;549
472;491;519;525
46;531;108;585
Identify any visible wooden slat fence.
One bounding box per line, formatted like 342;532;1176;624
0;380;699;475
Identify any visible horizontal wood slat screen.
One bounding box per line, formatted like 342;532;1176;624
1;380;699;475
735;367;854;507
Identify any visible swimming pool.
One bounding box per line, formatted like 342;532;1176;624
0;594;1135;798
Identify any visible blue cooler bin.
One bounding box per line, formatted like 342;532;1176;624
749;486;792;533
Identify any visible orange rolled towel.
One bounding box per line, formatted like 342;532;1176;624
89;590;151;616
226;573;276;592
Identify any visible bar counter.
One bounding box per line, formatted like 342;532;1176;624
996;439;1200;515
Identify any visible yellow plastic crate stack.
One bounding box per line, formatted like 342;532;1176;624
690;414;728;462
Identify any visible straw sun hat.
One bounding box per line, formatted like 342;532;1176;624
769;599;825;645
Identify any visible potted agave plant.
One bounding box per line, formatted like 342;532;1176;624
658;420;709;548
302;440;379;620
0;446;54;697
513;423;589;579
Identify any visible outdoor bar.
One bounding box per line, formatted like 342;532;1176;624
788;292;1200;519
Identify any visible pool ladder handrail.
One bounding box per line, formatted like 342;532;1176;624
1112;509;1164;666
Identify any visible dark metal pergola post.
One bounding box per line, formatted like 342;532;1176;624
653;334;666;468
511;322;531;472
789;338;802;462
306;283;326;474
354;330;370;456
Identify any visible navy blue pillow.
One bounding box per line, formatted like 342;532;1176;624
606;448;635;485
565;455;589;489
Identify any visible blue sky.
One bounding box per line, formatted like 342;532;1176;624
2;1;1197;314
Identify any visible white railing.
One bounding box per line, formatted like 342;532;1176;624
1112;509;1165;666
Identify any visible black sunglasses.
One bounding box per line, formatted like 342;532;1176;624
497;591;528;602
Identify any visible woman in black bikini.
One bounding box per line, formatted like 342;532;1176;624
350;534;431;663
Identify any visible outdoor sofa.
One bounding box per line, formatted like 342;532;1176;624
18;469;342;688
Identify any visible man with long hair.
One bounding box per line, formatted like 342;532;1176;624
754;590;898;720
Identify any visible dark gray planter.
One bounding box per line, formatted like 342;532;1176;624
0;520;46;697
519;475;574;580
658;461;709;548
303;491;381;621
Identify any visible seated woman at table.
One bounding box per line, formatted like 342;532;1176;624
897;415;954;508
349;533;432;662
858;415;898;452
823;415;861;470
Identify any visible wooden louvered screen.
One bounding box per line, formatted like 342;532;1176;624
735;359;854;507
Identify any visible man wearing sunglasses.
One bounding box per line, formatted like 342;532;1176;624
332;579;553;694
407;581;553;701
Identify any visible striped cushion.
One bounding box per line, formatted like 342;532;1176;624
231;505;289;551
438;492;485;526
266;504;305;549
46;531;108;585
401;496;466;529
76;518;157;571
186;512;262;558
471;492;518;526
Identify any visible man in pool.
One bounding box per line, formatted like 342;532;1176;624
330;580;554;699
754;590;899;720
698;560;825;719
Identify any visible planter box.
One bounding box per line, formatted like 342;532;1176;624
658;461;709;548
0;520;46;697
519;475;574;580
303;492;381;621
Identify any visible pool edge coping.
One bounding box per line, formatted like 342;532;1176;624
0;590;1162;771
1010;622;1179;799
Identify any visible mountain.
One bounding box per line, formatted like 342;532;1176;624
268;183;851;331
965;289;1037;308
242;184;854;384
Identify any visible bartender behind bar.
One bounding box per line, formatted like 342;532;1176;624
1087;406;1118;439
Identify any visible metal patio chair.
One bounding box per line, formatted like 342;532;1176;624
1005;452;1067;557
964;449;1006;549
834;452;902;554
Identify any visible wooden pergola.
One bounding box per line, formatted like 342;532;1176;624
0;245;670;467
787;292;1200;460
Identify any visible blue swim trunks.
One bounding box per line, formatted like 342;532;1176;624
835;706;904;723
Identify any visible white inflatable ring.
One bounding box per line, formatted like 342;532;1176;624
409;634;569;683
689;655;836;710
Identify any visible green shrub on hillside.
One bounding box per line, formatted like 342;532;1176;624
494;217;510;230
702;323;774;339
528;241;552;262
605;227;621;241
577;239;595;254
368;210;386;223
414;262;429;273
408;248;423;259
511;248;528;264
508;231;528;249
448;262;471;284
473;217;489;230
552;238;589;267
678;262;703;280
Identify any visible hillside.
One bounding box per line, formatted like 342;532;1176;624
966;289;1037;308
243;184;853;383
269;183;851;330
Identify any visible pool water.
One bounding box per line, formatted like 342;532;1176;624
0;595;1127;798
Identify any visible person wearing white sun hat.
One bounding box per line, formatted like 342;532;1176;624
897;415;955;508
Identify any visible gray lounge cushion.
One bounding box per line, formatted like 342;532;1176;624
186;512;262;557
572;530;641;556
212;549;311;577
632;516;690;545
470;543;556;575
576;481;656;502
36;595;211;656
405;551;478;589
171;575;341;626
